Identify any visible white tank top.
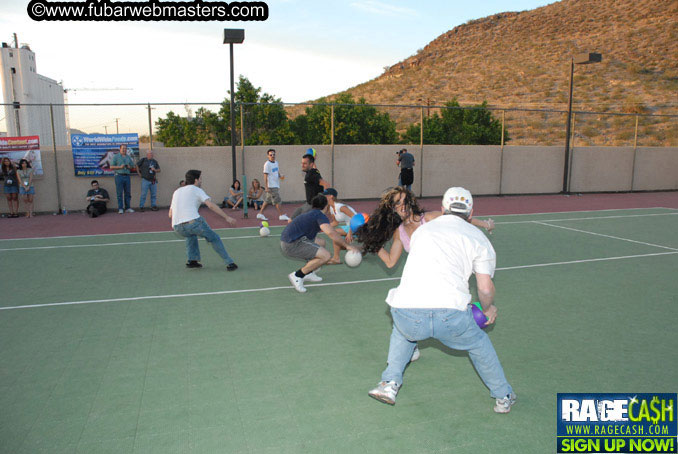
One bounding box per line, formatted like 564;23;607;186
331;202;356;226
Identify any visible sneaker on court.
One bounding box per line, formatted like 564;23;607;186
256;213;267;220
368;381;400;406
288;272;307;293
410;345;421;362
151;206;159;211
226;263;238;271
494;392;517;414
303;271;322;282
126;208;135;213
279;214;290;221
118;209;124;214
186;261;203;268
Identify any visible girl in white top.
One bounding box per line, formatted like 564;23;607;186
324;188;358;264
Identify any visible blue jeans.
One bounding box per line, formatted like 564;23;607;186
381;306;513;399
139;179;157;208
173;217;234;264
114;174;131;210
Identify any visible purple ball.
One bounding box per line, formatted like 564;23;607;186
471;302;488;328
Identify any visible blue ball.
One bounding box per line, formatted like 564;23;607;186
350;213;366;233
305;148;316;158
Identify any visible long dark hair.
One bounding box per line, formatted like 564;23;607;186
355;187;424;254
1;157;15;174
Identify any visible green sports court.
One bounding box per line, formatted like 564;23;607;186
1;204;677;453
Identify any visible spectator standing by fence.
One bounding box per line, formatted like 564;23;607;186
136;150;160;211
110;145;135;214
17;159;35;217
397;148;415;191
1;157;19;218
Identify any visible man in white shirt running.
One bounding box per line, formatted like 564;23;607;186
368;187;515;413
169;169;238;270
257;148;290;222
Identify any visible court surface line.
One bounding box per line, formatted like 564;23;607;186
0;234;282;252
534;221;678;251
2;250;676;311
1;207;671;242
3;212;677;252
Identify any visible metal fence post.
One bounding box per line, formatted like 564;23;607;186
147;103;153;150
499;110;505;194
240;103;248;218
419;106;424;198
49;104;63;214
567;112;577;193
330;104;335;187
631;115;639;190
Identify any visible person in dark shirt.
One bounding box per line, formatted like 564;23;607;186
86;180;110;218
281;194;359;293
291;153;329;219
397;148;415;191
136;150;161;211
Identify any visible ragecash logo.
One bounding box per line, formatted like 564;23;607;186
557;393;677;453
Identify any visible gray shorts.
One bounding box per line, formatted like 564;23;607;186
291;202;312;219
263;187;281;205
281;236;321;261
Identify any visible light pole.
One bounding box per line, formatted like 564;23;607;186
563;52;602;193
223;29;245;184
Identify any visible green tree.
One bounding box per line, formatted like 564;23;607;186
402;99;507;145
155;76;295;147
291;93;398;144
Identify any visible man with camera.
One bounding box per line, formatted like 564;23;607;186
110;144;136;214
396;148;415;191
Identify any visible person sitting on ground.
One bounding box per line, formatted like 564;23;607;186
248;179;265;210
86;180;110;218
223;179;243;209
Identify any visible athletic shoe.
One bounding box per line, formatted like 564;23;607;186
138;207;145;212
303;271;322;282
368;381;400;405
118;209;124;214
410;345;420;362
186;261;203;268
226;263;238;271
288;272;307;293
151;206;159;211
126;208;135;213
494;392;517;414
256;213;267;220
279;214;290;221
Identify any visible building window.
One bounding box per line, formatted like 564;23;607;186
9;52;13;57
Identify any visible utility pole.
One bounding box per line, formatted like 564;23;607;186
115;118;119;134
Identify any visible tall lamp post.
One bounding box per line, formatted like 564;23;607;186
223;29;245;182
563;52;602;193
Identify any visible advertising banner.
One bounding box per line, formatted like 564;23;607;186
71;133;139;177
0;135;43;176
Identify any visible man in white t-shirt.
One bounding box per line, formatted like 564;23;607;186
169;169;238;270
368;187;516;413
257;148;290;222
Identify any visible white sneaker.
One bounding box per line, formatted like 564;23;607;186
494;392;517;413
410;345;420;362
118;209;124;214
126;208;135;213
256;213;267;220
368;380;400;405
303;271;322;282
288;272;307;293
279;214;290;221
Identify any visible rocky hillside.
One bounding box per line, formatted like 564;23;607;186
327;0;678;146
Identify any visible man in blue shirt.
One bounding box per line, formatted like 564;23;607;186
281;194;360;293
110;144;136;214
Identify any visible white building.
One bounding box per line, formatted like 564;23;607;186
0;38;68;147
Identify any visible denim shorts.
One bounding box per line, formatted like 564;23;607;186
4;185;18;194
20;186;35;195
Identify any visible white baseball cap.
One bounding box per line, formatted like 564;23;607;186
442;187;473;213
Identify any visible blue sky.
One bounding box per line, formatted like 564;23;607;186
1;0;555;132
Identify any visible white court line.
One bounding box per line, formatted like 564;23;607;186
534;221;678;251
2;251;677;311
496;212;678;225
3;211;678;253
1;207;672;242
0;234;282;252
